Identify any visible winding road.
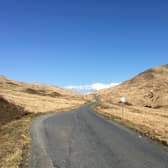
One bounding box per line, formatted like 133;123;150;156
30;104;168;168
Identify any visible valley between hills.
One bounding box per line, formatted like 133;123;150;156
0;64;168;167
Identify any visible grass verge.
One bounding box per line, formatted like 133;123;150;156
0;115;33;168
0;104;85;168
93;105;168;147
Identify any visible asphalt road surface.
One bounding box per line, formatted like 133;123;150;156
30;103;168;168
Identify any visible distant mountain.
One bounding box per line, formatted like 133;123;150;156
65;83;119;94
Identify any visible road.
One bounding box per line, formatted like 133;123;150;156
30;103;168;168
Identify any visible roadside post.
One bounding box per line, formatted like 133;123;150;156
120;97;126;119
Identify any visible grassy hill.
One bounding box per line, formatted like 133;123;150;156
0;76;90;168
0;76;88;113
95;64;168;146
97;64;168;108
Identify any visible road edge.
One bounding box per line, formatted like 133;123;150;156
29;114;55;168
92;105;168;147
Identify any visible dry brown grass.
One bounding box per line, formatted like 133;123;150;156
0;104;84;168
96;64;168;146
95;104;168;145
97;64;168;108
0;76;88;113
0;115;32;168
1;91;86;113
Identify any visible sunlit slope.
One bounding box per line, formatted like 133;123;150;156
0;76;88;113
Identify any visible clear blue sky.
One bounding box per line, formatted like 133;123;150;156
0;0;168;86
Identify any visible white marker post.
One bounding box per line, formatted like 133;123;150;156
120;97;126;119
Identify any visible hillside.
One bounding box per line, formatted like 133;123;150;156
0;76;89;168
97;64;168;108
95;64;168;145
0;76;88;113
